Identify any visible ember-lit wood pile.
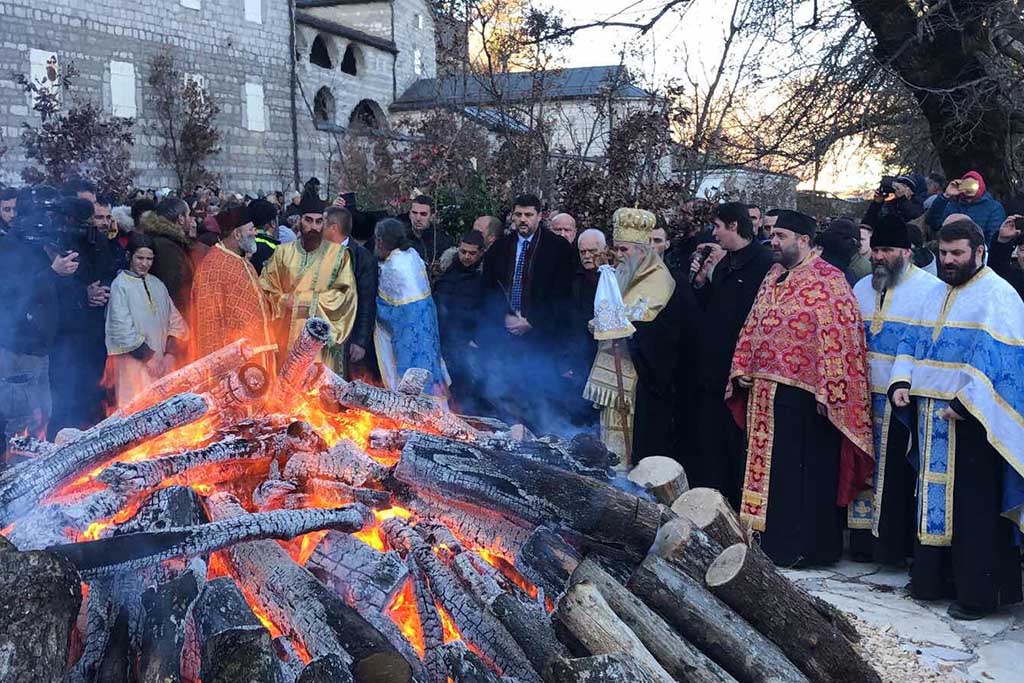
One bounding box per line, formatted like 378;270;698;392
0;318;882;683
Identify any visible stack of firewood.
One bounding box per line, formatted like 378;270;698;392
0;318;884;683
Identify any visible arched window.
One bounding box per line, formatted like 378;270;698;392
310;35;332;69
349;99;383;131
313;86;336;128
341;45;358;75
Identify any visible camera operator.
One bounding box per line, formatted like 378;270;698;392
0;186;83;442
862;175;924;230
47;184;124;435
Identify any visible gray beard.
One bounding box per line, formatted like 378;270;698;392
616;252;644;290
870;257;908;292
239;234;257;256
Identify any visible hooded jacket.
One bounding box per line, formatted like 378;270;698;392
925;171;1006;244
140;212;195;319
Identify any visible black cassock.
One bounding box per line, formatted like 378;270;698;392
848;408;916;566
758;384;846;568
628;286;685;462
910;413;1023;611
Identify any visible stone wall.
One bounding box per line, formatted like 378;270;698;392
0;0;438;195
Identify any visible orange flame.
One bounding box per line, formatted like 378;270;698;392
387;579;426;658
435;602;462;644
475;547;539;601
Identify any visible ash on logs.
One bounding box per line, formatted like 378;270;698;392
0;318;882;683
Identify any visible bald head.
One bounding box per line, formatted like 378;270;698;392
943;213;971;226
472;215;503;248
550;212;578;243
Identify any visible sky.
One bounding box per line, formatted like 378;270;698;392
543;0;884;195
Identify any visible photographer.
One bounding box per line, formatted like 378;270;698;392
925;171;1005;245
862;175;924;229
990;215;1024;301
0;186;82;440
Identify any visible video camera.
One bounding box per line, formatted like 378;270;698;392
9;185;98;250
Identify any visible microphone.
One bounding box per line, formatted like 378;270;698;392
689;245;714;284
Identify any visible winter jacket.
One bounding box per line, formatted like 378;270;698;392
140;212;195;319
862;196;924;229
925;192;1006;245
434;258;486;349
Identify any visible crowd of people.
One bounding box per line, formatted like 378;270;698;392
1;166;1023;623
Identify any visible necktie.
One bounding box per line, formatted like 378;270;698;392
510;239;528;313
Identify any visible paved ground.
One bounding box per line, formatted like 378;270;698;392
785;561;1024;682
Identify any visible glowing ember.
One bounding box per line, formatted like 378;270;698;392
436;602;462;644
387;580;426;658
475;547;539;601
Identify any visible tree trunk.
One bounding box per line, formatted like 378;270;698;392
705;543;880;683
852;0;1013;198
649;515;724;582
629;555;809;683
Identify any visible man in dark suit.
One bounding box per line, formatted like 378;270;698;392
481;193;575;429
324;206;378;380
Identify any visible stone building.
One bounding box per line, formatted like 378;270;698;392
0;0;437;193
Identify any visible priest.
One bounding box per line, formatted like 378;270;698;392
891;218;1024;620
584;207;681;468
259;193;357;374
192;204;277;371
848;214;944;565
728;209;873;567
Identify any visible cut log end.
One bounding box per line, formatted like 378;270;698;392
627;456;688;505
704;542;748;589
671;487;747;547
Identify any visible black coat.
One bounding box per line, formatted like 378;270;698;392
694;240;775;391
0;235;61;355
346;239;378;350
434;258;486;348
409;225;453;267
989;238;1024;301
862;197;924;229
482;226;575;345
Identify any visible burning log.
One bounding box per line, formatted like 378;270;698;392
7;487;130;549
705;543;880;683
0;392;210;525
453;552;569;676
115;339;260;418
382;517;542;683
628;456;689;505
303;478;393;508
570;558;736;683
206;493;413;683
138;570;201;683
405;492;533;560
649;516;725;583
68;572;143;683
407;556;447;683
186;576;280;683
53;502;372;580
477;432;618;480
394;433;662;561
549;654;661;683
514;526;582;602
278;318;332;393
671;488;748;547
0;537;83;683
554;581;675;683
95;607;132;683
316;366;477;439
440;642;502;683
273;636;305;683
306;531;408;613
628;555;808;683
297;654;355;683
5;433;58;460
284;440;390;487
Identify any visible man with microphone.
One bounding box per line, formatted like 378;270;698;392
688;202;774;506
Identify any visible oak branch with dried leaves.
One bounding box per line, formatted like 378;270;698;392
0;318;879;683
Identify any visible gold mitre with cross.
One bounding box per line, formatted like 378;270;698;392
612;207;657;244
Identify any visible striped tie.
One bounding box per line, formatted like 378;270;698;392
510;239;528;313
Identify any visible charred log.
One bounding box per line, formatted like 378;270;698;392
297;654;355;683
628;555;808;683
705;543;880;683
277;318;332;393
284;439;390;487
188;576;279;683
395;433;662;561
316;367;477;439
306;531;408;613
407;556;447;683
514;526;582;602
138;570;200;683
440;642;502;683
0;539;82;683
381;517;541;683
403;492;533;560
6;487;130;549
206;493;412;683
51;502;372;579
570;558;736;683
0;392;210;525
95;607;132;683
302;477;393;508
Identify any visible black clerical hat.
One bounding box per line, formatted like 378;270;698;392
774;209;817;238
298;193;326;216
871;214;912;249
